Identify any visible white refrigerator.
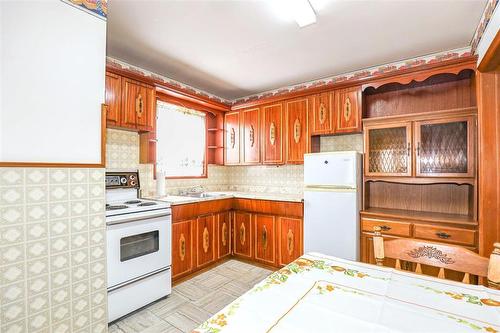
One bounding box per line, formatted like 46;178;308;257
303;151;362;261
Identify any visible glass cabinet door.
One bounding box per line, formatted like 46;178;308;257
365;122;412;176
414;116;474;177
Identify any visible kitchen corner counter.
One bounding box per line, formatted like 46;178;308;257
149;191;304;205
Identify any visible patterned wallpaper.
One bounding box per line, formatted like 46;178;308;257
0;168;107;333
320;134;364;153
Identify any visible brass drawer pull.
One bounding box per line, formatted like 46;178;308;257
379;225;391;231
436;232;451;239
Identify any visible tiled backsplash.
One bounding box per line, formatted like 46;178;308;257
0;168;107;333
106;129;363;197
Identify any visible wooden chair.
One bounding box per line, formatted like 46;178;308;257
372;226;500;289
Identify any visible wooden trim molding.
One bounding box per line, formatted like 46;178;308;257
478;29;500;72
0;104;107;168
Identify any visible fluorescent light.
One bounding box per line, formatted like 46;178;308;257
272;0;317;28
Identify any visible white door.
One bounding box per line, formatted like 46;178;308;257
304;152;359;187
107;214;171;288
304;189;359;260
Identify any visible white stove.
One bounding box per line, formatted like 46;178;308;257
105;171;172;323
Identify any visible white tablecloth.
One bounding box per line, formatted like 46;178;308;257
194;253;500;333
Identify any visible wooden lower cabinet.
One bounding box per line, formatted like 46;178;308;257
172;220;194;279
278;217;303;266
254;214;276;265
233;211;253;259
217;211;231;259
196;215;216;268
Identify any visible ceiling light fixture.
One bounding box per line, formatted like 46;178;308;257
274;0;317;28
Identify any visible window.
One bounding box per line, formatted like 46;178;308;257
156;101;206;178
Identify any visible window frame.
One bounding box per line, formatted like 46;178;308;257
156;95;208;180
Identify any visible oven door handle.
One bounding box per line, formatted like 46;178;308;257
106;210;171;226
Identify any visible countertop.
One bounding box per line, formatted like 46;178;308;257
148;191;303;205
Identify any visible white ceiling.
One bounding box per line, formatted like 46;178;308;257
107;0;487;101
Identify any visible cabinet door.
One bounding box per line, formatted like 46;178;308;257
172;220;193;279
242;108;260;164
121;78;142;130
311;92;333;135
285;97;310;164
225;111;240;165
254;215;276;265
196;215;216;268
135;84;155;132
217;211;231;259
278;217;302;266
335;86;362;133
414;116;475;177
233;211;252;259
105;72;121;127
364;122;412;177
262;103;284;164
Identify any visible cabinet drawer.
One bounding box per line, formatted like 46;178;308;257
413;225;475;246
361;217;411;237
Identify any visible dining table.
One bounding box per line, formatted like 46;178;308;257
193;252;500;333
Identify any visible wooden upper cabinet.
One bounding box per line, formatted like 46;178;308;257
414;116;475;178
233;211;252;259
105;72;121;127
364;121;413;177
335;86;362;133
217;211;231;259
285;97;310;164
242;108;260;164
225;111;240;165
278;217;302;266
254;214;276;265
121;77;155;132
311;92;333;135
196;215;216;268
261;103;284;164
172;220;194;279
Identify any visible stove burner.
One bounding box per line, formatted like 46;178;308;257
106;205;128;210
124;200;142;204
138;202;157;207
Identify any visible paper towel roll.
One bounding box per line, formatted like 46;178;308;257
156;170;166;197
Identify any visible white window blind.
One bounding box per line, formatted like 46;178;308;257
156;101;206;177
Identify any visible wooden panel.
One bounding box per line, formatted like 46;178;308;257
254;214;276;265
364;73;477;118
105;72;121;126
233;211;252;259
278;217;302;266
217;211;231;259
262;103;284;164
285;97;310;164
311;92;333;135
242;108;260;164
335;86;362;133
172;198;233;222
224;111;240;165
121;77;147;130
232;198;303;218
414;224;476;246
172;220;194;279
136;83;155;132
196;215;216;268
361;217;411;237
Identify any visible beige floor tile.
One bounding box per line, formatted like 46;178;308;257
163;312;203;333
196;272;232;290
148;291;189;318
195;290;238;314
219;280;253;297
140;321;182;333
174;281;212;302
108;309;164;333
177;302;213;323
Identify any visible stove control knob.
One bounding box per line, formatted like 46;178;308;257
120;177;127;184
130;175;136;180
130;181;136;186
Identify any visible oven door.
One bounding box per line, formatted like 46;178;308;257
106;211;171;288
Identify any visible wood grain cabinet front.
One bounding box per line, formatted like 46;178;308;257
278;217;303;266
105;71;122;127
334;86;362;133
172;220;194;279
233;211;253;259
121;77;155;132
311;92;333;135
225;111;241;165
196;215;216;268
242;108;260;164
254;214;276;265
285;97;310;164
217;211;231;259
261;103;284;164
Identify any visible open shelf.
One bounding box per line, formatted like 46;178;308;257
361;207;477;226
206;112;224;165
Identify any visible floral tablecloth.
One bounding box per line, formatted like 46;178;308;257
194;253;500;333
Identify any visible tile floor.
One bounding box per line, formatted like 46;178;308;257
108;260;274;333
